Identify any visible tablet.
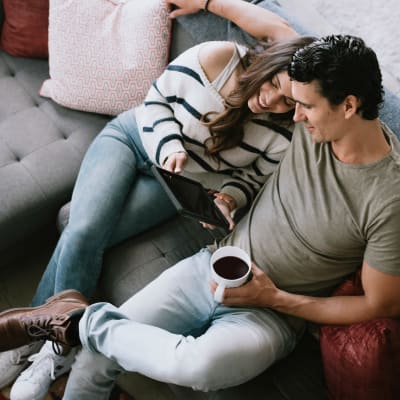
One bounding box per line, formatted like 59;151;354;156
151;165;230;232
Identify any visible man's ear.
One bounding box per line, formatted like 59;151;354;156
343;95;360;119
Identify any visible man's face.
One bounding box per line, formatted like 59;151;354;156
291;80;345;143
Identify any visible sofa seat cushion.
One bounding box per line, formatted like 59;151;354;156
101;215;215;304
0;50;110;252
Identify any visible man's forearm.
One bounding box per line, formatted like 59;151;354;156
206;0;298;41
271;290;392;325
219;264;400;323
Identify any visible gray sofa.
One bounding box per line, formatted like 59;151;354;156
1;0;399;399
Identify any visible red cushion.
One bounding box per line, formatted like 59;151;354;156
320;272;400;399
1;0;49;58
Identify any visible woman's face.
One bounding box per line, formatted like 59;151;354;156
247;71;296;114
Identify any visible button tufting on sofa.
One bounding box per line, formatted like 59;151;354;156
0;49;110;253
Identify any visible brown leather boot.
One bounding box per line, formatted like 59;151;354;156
0;289;88;352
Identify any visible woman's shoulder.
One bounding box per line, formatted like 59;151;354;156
198;41;246;83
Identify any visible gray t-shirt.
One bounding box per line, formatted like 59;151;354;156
220;122;400;294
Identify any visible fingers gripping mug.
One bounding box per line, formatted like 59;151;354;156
210;246;251;303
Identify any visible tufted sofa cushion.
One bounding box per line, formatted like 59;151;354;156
0;50;110;253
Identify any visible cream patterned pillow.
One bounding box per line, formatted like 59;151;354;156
40;0;171;115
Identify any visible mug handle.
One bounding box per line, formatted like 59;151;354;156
214;283;226;303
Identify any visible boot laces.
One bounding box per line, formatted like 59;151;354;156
24;315;65;355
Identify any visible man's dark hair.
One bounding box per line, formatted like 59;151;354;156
288;35;384;119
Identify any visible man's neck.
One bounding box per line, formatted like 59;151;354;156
331;119;391;165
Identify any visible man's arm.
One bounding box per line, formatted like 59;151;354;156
217;260;400;324
166;0;298;41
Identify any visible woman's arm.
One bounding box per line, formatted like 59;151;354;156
166;0;298;41
136;67;187;167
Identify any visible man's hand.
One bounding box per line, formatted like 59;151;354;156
163;151;188;173
166;0;205;18
210;263;279;306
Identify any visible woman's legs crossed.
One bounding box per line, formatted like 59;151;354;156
32;111;176;306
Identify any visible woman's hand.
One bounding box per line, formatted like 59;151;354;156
163;151;188;173
210;263;279;306
166;0;205;18
166;0;297;41
200;193;236;231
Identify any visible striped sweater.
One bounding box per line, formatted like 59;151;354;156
135;42;293;210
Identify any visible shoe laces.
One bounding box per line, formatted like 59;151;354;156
24;315;66;355
19;344;76;383
23;350;59;381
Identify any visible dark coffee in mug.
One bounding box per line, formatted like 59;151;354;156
213;256;249;280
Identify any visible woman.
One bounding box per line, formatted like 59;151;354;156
1;1;314;399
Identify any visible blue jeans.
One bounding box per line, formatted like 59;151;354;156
31;110;177;306
63;250;298;399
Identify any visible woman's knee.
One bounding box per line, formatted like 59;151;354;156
63;218;105;249
104;110;137;140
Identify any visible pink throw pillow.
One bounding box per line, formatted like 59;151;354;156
40;0;171;115
320;272;400;399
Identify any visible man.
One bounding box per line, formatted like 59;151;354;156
1;35;400;399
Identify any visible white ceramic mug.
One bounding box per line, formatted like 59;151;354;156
210;246;251;303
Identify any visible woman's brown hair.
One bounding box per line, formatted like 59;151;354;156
203;36;316;155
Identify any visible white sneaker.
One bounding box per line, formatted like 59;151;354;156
0;342;43;389
10;341;77;400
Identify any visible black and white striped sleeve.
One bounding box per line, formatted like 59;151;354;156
138;51;206;166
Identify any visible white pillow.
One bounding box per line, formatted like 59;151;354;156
40;0;171;115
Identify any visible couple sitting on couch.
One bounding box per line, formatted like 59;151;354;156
1;0;400;399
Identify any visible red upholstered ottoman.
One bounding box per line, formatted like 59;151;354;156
320;272;400;400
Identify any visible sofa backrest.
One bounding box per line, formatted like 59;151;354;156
169;20;196;61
